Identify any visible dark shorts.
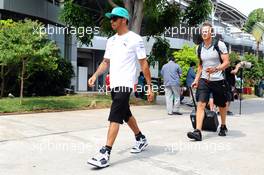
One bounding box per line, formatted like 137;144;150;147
196;79;228;107
108;87;133;124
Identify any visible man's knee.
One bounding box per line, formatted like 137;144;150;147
219;106;227;111
125;115;133;123
197;102;206;109
109;121;121;126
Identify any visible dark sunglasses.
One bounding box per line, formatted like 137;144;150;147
110;16;123;21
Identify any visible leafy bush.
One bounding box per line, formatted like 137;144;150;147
173;45;198;86
229;52;240;66
243;53;264;86
25;58;74;96
2;58;74;97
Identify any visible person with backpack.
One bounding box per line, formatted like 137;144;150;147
187;22;230;141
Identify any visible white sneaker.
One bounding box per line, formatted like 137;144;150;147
130;137;148;153
87;146;110;168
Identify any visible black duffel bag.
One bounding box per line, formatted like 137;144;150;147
189;87;219;132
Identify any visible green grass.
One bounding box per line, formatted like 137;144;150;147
0;94;153;114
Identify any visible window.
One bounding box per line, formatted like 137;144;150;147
47;0;64;6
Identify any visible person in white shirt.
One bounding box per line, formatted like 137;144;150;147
187;22;230;141
87;7;154;168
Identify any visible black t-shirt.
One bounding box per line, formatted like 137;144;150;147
225;67;235;87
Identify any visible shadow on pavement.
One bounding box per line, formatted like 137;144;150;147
89;145;201;174
203;129;246;140
113;145;177;166
88;145;173;170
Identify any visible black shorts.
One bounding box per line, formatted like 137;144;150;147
196;79;228;107
108;87;133;124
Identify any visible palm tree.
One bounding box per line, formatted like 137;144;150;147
251;23;264;59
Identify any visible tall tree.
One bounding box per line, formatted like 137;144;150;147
244;8;264;58
0;20;16;98
0;20;59;104
251;22;264;59
244;8;264;33
183;0;212;27
60;0;212;46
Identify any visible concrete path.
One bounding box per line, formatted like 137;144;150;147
1;97;264;175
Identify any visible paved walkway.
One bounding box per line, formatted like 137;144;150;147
0;97;264;175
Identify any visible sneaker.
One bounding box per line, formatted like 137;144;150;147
187;129;202;141
218;125;228;136
227;111;234;115
87;146;110;168
130;137;148;153
186;103;194;107
173;111;183;115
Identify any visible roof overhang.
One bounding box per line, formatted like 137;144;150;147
213;0;247;28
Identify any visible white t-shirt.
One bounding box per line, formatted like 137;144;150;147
104;31;146;89
197;41;228;81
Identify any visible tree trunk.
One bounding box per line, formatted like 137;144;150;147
124;0;134;29
130;0;144;34
108;0;118;7
20;59;25;105
256;41;259;59
0;65;4;98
